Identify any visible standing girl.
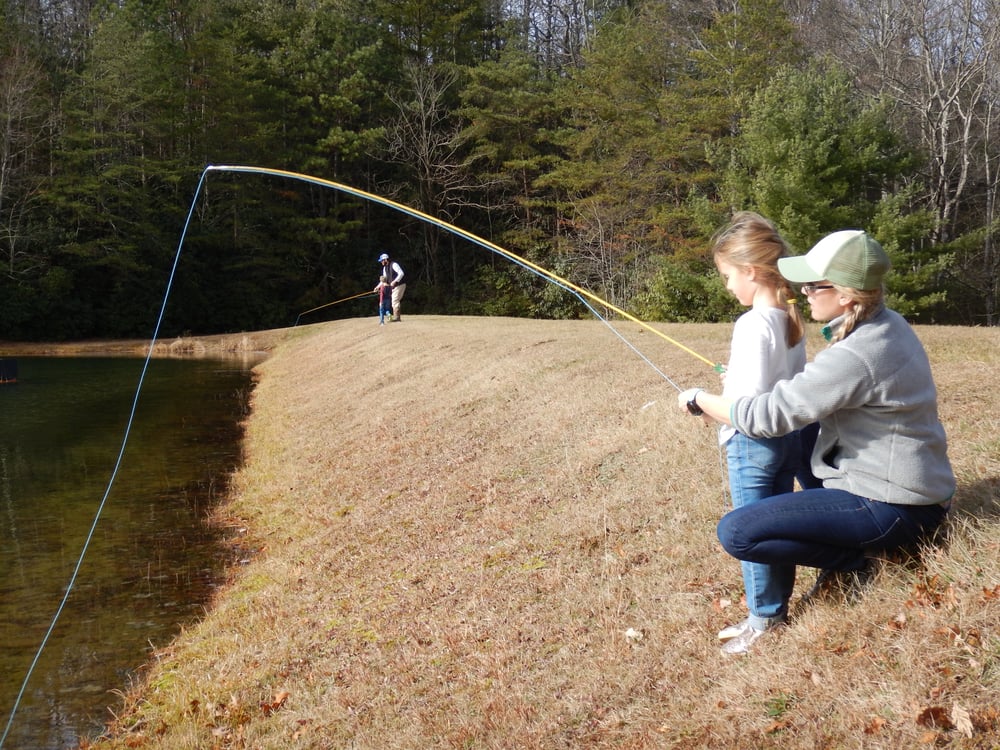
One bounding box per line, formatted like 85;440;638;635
707;211;810;655
374;274;393;325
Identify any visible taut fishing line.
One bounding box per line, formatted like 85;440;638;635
1;164;719;745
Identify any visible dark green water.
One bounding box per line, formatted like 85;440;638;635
0;356;259;748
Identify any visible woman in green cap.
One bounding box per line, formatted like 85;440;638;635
678;229;955;655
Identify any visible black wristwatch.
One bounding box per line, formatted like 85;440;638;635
686;389;704;416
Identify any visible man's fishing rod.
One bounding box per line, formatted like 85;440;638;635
295;290;376;326
203;165;721;373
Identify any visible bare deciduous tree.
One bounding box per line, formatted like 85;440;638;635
502;0;630;70
829;0;999;245
0;45;52;279
385;60;467;288
975;52;1000;324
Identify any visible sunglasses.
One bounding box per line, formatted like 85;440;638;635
801;284;835;295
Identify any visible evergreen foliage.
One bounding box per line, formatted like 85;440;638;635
0;0;998;339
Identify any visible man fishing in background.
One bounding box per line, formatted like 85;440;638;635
378;253;406;322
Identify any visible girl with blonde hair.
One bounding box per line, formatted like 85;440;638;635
700;211;814;655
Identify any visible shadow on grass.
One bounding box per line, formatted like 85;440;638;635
951;476;1000;520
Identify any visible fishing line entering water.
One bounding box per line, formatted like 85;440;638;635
1;164;718;745
0;169;209;749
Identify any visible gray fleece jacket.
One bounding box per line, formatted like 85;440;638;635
730;305;955;506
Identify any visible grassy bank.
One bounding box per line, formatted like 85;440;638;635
0;329;295;358
85;315;999;749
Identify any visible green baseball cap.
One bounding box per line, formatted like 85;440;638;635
778;230;891;290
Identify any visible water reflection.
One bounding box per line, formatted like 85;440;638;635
0;356;259;748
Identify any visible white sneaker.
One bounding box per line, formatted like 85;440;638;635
718;617;751;641
720;622;780;656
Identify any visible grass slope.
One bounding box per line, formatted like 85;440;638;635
90;315;1000;749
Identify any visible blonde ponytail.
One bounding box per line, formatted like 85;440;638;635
712;211;804;347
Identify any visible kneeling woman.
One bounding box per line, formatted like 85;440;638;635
679;229;955;654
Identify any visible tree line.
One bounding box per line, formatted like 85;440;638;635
1;0;997;340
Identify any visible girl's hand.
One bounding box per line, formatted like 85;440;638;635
678;388;704;415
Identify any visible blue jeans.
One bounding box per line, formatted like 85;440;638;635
796;422;823;489
717;488;949;573
725;432;802;628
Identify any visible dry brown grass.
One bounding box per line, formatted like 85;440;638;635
0;328;297;358
85;316;1000;749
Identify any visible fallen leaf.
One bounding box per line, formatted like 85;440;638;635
910;575;958;609
624;627;643;643
260;690;290;716
963;628;982;649
973;705;1000;729
952;703;974;738
863;716;887;734
765;719;791;734
916;705;953;730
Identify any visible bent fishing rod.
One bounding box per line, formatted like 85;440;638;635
0;165;719;747
203;165;721;375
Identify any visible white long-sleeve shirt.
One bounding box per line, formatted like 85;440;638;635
719;306;806;445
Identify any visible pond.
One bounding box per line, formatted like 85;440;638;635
0;355;260;748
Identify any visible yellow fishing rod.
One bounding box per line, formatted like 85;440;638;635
204;165;720;371
295;290;376;326
1;166;720;743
